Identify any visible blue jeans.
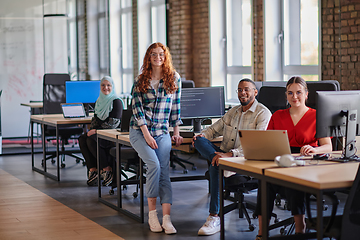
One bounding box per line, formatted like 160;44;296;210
193;136;225;215
129;128;172;204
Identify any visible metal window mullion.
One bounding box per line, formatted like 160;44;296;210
119;1;124;93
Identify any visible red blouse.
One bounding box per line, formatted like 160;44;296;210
267;108;318;148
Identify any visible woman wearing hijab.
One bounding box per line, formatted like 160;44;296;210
78;76;123;186
129;42;183;234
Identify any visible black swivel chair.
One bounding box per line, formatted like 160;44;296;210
170;79;197;174
257;86;288;114
42;73;85;168
322;165;360;239
109;108;143;197
306;80;340;109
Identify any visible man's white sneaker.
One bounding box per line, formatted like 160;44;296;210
162;215;177;234
148;210;162;232
198;215;220;236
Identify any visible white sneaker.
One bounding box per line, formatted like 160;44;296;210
198;215;220;236
148;210;162;233
162;215;177;234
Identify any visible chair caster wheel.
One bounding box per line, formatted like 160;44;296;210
123;185;127;190
192;166;197;170
109;189;114;195
76;159;80;163
61;163;66;168
171;165;176;170
280;227;287;235
252;213;258;219
183;169;188;174
41;161;44;167
274;218;280;224
249;224;256;231
51;159;56;164
82;162;86;166
133;192;138;198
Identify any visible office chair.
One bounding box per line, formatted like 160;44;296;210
306;80;340;109
108;108;143;198
321;165;360;240
221;173;279;232
27;100;43;143
257;86;288;114
42;73;85;168
170;79;197;174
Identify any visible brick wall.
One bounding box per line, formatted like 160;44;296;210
132;0;139;78
322;0;360;90
253;0;264;82
167;0;210;87
191;0;210;87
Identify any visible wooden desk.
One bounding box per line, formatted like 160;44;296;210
262;162;359;240
218;157;358;240
30;114;92;181
21;102;43;108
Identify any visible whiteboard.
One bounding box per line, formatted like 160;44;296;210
0;17;44;138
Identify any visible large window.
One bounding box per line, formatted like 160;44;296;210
110;0;133;95
225;0;253;102
210;0;253;103
265;0;320;81
138;0;166;70
151;0;166;44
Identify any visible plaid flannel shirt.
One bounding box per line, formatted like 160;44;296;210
130;72;182;137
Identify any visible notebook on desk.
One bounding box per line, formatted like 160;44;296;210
239;130;291;160
61;103;87;118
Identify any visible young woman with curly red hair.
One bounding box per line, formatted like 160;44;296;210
129;42;183;234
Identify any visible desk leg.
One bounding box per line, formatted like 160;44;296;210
220;166;225;240
42;123;46;172
316;191;324;240
97;135;101;198
31;121;34;168
56;126;60;181
140;157;144;223
261;179;269;240
117;142;121;209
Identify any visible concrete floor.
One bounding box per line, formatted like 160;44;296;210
0;150;344;240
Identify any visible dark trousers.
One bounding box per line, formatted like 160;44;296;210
254;182;305;218
78;133;114;171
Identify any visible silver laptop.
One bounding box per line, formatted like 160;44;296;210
239;130;291;160
61;103;87;118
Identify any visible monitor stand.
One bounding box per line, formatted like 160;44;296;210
84;103;95;117
343;109;359;160
333;110;359;162
193;119;202;133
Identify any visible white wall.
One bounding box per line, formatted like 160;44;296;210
0;0;44;138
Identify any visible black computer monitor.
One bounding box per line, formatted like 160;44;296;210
316;90;360;160
66;80;100;115
180;87;225;132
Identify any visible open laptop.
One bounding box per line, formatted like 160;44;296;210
239;130;291;160
61;103;87;119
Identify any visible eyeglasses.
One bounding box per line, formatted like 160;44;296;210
236;87;254;93
150;53;165;58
